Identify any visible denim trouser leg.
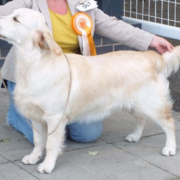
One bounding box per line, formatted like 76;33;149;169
6;81;103;144
67;121;103;143
7;81;34;144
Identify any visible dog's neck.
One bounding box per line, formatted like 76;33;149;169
14;41;41;61
13;43;69;91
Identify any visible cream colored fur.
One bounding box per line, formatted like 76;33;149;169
0;9;179;173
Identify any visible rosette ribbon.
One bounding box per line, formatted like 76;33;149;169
72;12;97;56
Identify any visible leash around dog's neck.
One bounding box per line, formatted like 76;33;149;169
0;53;72;137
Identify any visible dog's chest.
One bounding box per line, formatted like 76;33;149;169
14;88;45;121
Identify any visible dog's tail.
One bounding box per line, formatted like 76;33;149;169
161;46;180;77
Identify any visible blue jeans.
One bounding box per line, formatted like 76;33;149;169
7;81;103;144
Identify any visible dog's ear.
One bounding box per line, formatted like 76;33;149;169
33;30;62;56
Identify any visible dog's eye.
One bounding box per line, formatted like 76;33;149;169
13;17;20;23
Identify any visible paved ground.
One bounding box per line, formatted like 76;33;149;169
1;86;180;180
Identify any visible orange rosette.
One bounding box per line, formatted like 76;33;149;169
72;12;96;56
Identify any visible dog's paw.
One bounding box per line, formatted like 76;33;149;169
22;154;42;165
37;162;55;174
126;133;141;142
162;146;176;156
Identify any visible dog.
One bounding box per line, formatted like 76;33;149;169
0;8;179;173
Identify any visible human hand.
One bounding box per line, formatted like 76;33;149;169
149;35;174;54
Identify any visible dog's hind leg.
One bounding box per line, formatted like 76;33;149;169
147;111;176;156
154;115;176;156
133;80;176;156
161;118;176;156
37;116;67;174
22;121;47;165
131;104;176;156
126;111;146;142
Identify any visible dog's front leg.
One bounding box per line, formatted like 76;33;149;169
37;117;67;174
22;121;47;164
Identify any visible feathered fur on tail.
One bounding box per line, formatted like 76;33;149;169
161;46;180;77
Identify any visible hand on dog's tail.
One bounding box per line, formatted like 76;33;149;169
161;46;180;77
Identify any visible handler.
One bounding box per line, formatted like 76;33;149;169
0;0;173;144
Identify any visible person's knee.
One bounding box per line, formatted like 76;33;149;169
67;121;103;143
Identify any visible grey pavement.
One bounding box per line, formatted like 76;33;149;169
1;87;180;180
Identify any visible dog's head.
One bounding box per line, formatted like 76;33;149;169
0;8;62;55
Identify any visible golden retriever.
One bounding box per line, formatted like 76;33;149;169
0;8;179;173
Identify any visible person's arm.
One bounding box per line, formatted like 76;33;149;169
94;8;173;54
0;0;32;16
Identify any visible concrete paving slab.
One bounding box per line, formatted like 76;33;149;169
0;124;33;154
115;130;180;177
100;111;180;144
1;148;33;162
13;144;176;180
172;111;180;122
0;162;38;180
0;89;8;123
65;138;105;152
0;109;7;123
0;155;8;164
0;122;104;162
1;139;105;163
14;157;104;180
62;144;176;180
